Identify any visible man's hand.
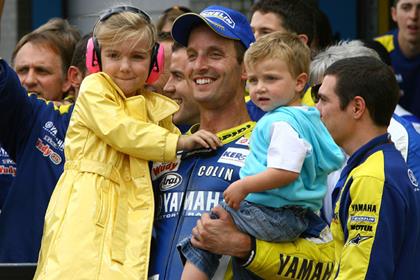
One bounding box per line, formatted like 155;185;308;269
190;206;251;259
223;180;247;210
177;129;222;151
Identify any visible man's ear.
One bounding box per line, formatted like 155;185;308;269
298;34;309;46
240;63;247;81
351;96;366;120
66;66;83;93
391;7;397;22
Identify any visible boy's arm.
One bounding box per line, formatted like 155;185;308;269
224;168;298;209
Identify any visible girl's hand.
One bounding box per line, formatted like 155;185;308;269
177;129;222;151
223;180;247;210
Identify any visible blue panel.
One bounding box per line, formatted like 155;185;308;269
319;0;357;40
32;0;62;29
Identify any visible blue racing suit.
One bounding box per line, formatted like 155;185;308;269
0;59;73;262
0;147;15;211
331;134;420;279
148;121;255;279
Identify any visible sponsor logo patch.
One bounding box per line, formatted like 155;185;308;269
201;10;235;28
350;216;375;223
235;137;250;146
217;147;249;167
159;173;182;191
347;233;372;245
408;169;419;190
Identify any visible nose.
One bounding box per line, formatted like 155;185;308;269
163;78;175;97
192;54;208;73
119;57;131;72
21;69;37;89
255;80;266;93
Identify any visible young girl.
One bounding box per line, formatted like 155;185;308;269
179;32;344;279
34;6;220;280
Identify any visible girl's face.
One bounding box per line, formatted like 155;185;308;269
101;37;151;97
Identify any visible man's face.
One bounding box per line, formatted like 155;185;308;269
186;25;244;109
316;75;353;147
392;0;420;45
14;42;70;101
163;48;199;126
250;11;287;40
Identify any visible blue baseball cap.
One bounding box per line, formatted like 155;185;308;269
171;5;255;49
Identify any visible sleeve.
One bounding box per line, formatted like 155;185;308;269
267;121;310;172
0;59;35;161
76;74;179;162
335;177;405;279
244;236;335;279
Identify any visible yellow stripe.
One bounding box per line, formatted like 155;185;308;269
336;151;385;279
375;35;395;52
378;0;390;35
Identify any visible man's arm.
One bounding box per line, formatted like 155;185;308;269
192;206;336;279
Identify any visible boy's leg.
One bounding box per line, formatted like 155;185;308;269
177;236;221;279
181;261;209;280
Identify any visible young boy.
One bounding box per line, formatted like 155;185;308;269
178;32;345;279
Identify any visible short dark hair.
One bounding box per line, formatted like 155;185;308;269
325;56;399;127
251;0;316;46
70;33;91;76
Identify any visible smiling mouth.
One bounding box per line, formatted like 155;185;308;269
194;78;214;85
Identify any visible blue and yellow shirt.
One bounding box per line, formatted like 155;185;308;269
331;134;420;279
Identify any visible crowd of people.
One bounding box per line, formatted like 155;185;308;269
0;0;419;279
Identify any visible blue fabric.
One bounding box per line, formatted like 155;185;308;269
246;99;265;121
378;29;420;118
0;60;73;262
219;201;308;242
172;5;255;49
332;133;420;279
149;122;254;280
0;147;15;210
242;106;344;210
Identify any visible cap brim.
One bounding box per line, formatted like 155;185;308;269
171;13;239;47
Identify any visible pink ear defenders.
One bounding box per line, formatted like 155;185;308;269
85;6;164;84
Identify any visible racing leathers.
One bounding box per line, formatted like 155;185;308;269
149;121;255;279
331;134;420;279
0;59;73;262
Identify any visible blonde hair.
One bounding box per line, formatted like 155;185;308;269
244;32;310;79
94;9;156;52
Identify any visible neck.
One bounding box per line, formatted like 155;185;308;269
398;34;420;58
342;124;387;156
199;99;251;133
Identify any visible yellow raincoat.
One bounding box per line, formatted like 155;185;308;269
34;73;180;280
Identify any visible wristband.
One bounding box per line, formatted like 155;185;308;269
241;235;256;267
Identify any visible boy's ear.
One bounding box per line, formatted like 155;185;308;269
295;72;308;93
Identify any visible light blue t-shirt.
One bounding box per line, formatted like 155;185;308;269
241;106;344;210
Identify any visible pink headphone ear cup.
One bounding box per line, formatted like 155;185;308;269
86;37;101;74
146;44;165;85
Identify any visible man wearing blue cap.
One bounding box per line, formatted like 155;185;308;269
149;5;335;280
149;6;255;279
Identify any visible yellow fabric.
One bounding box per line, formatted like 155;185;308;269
332;152;385;279
375;34;395;53
34;72;180;280
302;87;315;107
245;230;335;279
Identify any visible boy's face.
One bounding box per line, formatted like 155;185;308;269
246;57;305;112
101;37;151;97
392;0;420;45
